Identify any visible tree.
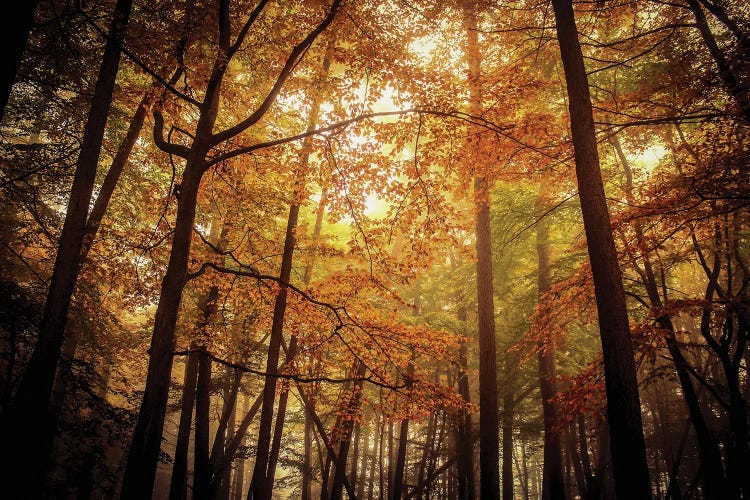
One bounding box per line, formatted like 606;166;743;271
550;1;652;498
462;2;501;498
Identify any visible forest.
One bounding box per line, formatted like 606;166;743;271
0;0;748;499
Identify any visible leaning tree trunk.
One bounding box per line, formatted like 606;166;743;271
249;201;302;500
261;42;334;492
550;1;652;498
535;182;566;500
0;1;132;496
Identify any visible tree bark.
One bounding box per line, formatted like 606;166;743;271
330;363;366;500
249;198;301;500
193;350;212;499
462;2;500;498
169;345;200;500
550;1;652;498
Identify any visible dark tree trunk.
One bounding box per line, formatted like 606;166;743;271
302;398;314;500
0;0;39;121
264;336;296;488
121;160;205;498
462;2;500;497
232;395;250;500
249;201;300;500
0;1;132;496
391;416;410;500
169;345;200;500
220;382;237;500
535;184;566;500
193;350;212;499
210;369;243;496
80;89;157;263
420;412;437;499
565;424;587;500
550;1;651;498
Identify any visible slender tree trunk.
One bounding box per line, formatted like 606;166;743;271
420;412;437;499
249;198;300;500
455;297;475;500
231;394;250;500
0;0;39;121
565;424;587;500
576;415;594;497
0;1;132;496
462;2;500;498
357;421;370;497
550;1;651;498
303;399;314;500
79;88;158;263
169;345;200;500
391;415;410;500
221;387;237;500
210;369;243;496
535;183;566;500
294;379;357;498
193;350;212;499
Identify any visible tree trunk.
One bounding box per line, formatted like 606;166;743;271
350;420;361;493
193;350;212;499
367;419;379;500
535;183;566;500
0;1;132;496
550;1;651;498
169;345;200;500
210;369;243;496
565;424;587;500
462;2;500;498
391;415;410;500
0;0;39;121
455;297;476;500
249;198;300;500
121;159;205;498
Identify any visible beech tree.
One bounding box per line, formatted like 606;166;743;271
1;1;748;498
